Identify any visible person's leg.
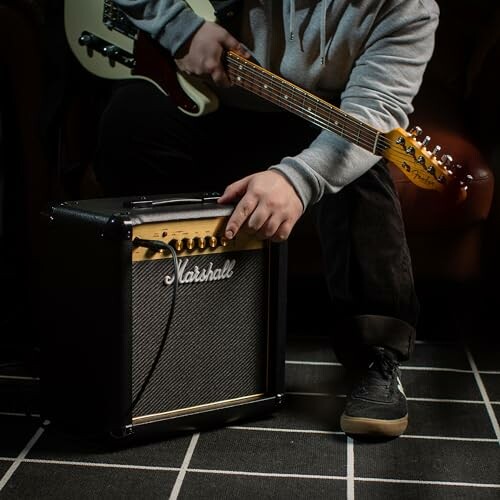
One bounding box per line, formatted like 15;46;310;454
93;80;319;197
312;159;418;363
312;159;418;437
93;80;225;196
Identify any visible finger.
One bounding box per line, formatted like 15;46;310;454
270;219;294;242
211;66;231;87
217;177;250;204
254;211;293;241
252;215;281;240
246;205;272;234
221;32;249;55
232;43;251;59
225;195;258;240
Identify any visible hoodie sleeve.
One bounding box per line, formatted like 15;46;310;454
270;1;440;209
112;0;205;55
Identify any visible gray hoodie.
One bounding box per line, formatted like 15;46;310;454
113;0;440;208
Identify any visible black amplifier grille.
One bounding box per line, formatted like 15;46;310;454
131;249;269;418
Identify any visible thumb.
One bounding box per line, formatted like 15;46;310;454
221;33;251;58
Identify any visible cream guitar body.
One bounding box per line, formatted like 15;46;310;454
64;0;219;116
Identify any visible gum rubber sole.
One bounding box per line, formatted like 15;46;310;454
340;413;408;437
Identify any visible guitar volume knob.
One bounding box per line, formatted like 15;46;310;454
103;45;119;57
78;33;95;47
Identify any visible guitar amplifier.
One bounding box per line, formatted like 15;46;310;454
40;193;287;441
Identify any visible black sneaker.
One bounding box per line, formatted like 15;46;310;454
340;346;408;437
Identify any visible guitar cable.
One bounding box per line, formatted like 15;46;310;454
124;237;179;423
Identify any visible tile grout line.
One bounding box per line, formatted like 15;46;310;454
188;469;346;480
346;436;354;500
1;456;499;489
169;432;200;500
356;477;500;488
228;426;497;442
285;360;474;373
286;391;493;404
0;420;48;491
465;346;500;445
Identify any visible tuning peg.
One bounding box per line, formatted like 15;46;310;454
409;126;422;138
431;145;442;157
440;154;453;167
421;135;431;147
460;174;474;189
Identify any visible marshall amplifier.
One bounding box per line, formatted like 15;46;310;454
40;193;287;441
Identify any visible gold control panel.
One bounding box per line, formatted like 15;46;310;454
132;217;264;262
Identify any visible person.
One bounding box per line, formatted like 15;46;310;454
93;0;440;438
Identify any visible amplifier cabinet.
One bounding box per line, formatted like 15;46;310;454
40;194;287;441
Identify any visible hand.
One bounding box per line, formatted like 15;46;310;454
217;171;304;242
174;21;250;87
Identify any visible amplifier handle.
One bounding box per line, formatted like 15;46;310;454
123;192;221;209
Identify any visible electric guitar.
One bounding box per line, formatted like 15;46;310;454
64;0;472;200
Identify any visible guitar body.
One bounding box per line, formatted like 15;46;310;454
64;0;219;116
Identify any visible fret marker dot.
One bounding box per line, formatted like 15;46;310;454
237;76;242;81
264;84;268;89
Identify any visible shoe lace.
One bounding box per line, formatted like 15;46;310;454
365;347;399;386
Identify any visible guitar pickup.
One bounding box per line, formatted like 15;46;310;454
78;31;135;68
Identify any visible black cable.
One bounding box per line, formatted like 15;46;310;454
128;237;179;415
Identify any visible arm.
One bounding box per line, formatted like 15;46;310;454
113;0;249;86
219;2;440;241
271;2;441;208
113;0;204;56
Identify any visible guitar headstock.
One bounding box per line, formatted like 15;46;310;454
383;126;472;202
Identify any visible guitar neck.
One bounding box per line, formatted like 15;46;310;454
225;51;384;156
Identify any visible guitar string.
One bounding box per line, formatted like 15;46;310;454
225;59;451;181
226;55;390;147
226;58;443;168
226;55;458;180
227;53;385;140
225;59;443;172
226;58;456;183
226;60;384;153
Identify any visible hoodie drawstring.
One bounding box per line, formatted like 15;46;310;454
320;0;327;65
289;0;327;65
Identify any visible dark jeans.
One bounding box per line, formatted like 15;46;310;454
94;80;419;363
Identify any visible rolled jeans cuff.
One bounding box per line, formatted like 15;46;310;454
352;314;416;361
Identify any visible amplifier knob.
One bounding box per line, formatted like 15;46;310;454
169;239;183;252
184;238;195;250
220;236;229;247
208;236;217;248
196;236;207;249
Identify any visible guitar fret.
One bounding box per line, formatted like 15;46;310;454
226;54;381;154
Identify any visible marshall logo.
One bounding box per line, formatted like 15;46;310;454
164;258;236;286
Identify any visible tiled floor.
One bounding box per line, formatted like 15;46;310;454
0;330;499;499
